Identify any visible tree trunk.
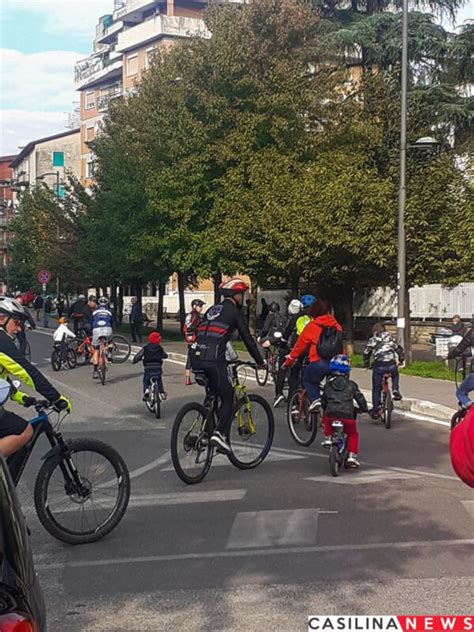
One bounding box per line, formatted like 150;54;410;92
213;271;222;305
341;286;354;356
157;280;165;331
110;284;117;312
118;285;124;326
177;271;186;331
290;270;300;297
249;279;258;334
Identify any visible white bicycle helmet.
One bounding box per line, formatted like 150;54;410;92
288;299;302;315
0;296;35;328
98;296;109;306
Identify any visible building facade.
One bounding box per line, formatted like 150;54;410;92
73;0;224;186
9;129;81;197
0;155;17;293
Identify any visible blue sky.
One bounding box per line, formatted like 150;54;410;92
0;0;473;156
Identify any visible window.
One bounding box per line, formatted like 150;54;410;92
86;161;95;179
145;47;156;70
85;91;95;109
52;151;64;167
126;54;138;76
86;125;95;142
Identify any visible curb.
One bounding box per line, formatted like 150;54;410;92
33;329;456;423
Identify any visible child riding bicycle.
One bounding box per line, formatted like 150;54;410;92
363;323;404;419
132;331;168;400
53;317;76;366
320;355;368;468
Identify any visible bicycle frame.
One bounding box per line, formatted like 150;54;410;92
331;420;346;453
8;411;83;495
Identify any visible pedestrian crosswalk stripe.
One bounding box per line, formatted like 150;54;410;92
160;448;307;471
304;468;419;485
226;508;319;549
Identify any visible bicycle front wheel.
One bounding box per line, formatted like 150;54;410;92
228;394;274;469
287;390;318;446
34;438;130;545
109;335;131;364
171;403;212;484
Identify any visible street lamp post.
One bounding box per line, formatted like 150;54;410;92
397;0;409;354
36;171;61;297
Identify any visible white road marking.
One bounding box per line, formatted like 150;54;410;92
305;468;419;485
461;500;474;520
128;489;247;507
160;448;307;472
126;450;171;480
35;538;474;571
226;508;319;549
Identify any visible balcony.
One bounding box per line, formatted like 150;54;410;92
117;15;210;52
114;0;158;22
95;20;124;45
74;55;123;90
97;88;124;112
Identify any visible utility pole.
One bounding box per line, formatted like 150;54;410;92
397;0;409;355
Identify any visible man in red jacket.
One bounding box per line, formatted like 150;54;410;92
283;299;342;411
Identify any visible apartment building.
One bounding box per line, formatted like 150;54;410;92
0;155;17;293
9;129;81;197
74;0;226;187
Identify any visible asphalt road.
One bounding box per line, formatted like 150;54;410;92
15;330;474;631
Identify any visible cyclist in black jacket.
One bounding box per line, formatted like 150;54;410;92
0;297;71;466
190;278;265;454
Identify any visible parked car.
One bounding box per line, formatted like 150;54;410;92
16;290;36;307
0;453;46;631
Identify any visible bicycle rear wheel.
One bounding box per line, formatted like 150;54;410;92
171;402;212;484
109;335;131;364
228;394;274;469
98;349;106;385
383;390;393;429
66;347;77;369
34;438;130;544
287;390;318;446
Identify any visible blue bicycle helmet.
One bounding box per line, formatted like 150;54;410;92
329;354;351;375
300;294;316;308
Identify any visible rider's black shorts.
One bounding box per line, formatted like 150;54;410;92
0;410;28;438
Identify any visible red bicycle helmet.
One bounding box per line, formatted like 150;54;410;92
219;278;249;297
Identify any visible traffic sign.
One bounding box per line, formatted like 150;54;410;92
37;270;51;285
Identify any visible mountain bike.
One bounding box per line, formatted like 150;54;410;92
7;391;130;545
255;334;283;387
67;332;92;365
68;332;131;368
170;360;275;484
144;376;163;419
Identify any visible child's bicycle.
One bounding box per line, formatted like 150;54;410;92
328;410;361;477
144;376;164;419
369;368;394;429
170;360;275;484
6;382;130;544
51;343;77;371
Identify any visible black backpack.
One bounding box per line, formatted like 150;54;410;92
317;326;343;360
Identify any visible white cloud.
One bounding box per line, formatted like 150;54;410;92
0;48;83;154
0;0;113;37
0;49;82;111
0;110;73;155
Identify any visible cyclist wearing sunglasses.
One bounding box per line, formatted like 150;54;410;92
0;297;71;462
